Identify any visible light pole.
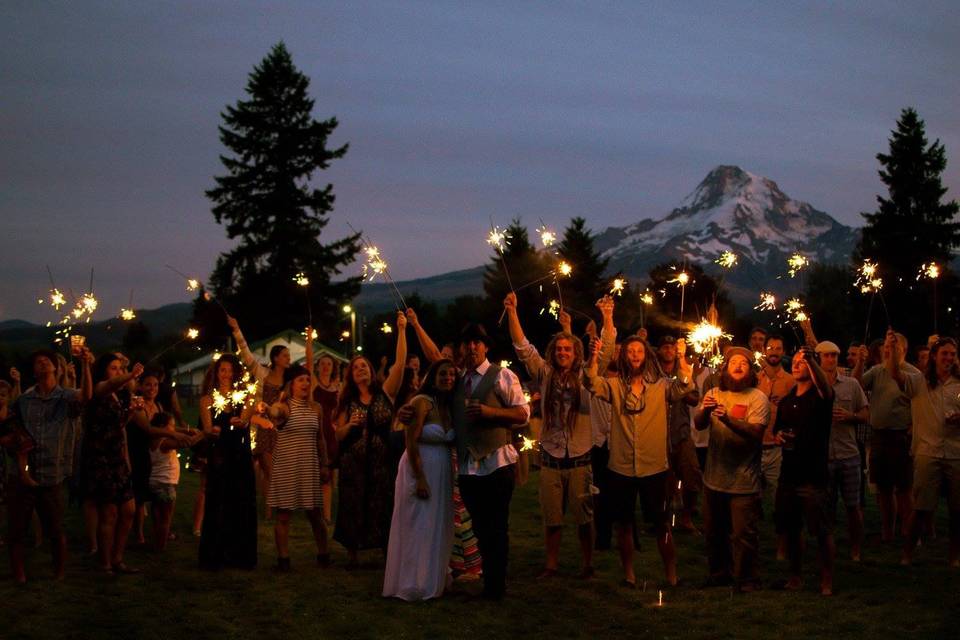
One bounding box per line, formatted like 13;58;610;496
343;304;356;356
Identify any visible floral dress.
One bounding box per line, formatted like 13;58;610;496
334;391;395;551
80;394;134;505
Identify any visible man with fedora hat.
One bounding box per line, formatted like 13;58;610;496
452;320;530;600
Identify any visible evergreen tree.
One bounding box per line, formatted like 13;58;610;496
643;262;733;339
555;217;609;317
856;108;960;340
203;42;362;341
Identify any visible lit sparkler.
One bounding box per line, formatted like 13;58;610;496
715;251;738;269
499;360;512;369
610;277;626;297
755;292;777;311
49;289;66;310
855;260;883;293
918;262;940;280
687;320;732;356
641;290;654;305
186;278;201;292
537;224;557;248
520;435;538;452
541;299;561;319
557;261;573;277
783;298;809;323
787;254;809;278
380;322;393;334
119;308;136;321
668;267;690;322
294;272;310;287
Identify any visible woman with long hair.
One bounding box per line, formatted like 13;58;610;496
80;354;145;574
197;354;258;570
227;315;290;520
334;311;407;568
383;358;458;600
313;353;341;525
267;364;331;570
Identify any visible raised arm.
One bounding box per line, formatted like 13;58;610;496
382;311;408;402
505;292;548;382
595;296;617;373
584;337;614;402
798;347;834;401
305;325;316;397
226;315;270;381
884;330;907;391
405;308;443;364
799;318;819;350
78;347;94;403
94;362;143;398
504;292;527;345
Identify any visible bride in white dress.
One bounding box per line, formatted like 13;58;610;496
383;359;457;601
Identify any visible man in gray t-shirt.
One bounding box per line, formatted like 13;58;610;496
817;341;869;561
856;332;919;542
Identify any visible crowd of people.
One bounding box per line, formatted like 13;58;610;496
2;293;958;601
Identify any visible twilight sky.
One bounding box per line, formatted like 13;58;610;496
3;1;959;323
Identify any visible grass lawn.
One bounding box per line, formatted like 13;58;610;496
3;454;959;639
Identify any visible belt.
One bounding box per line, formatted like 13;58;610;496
540;451;592;469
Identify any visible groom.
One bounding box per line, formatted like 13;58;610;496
452;323;530;600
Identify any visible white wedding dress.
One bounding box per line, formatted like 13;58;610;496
382;422;455;601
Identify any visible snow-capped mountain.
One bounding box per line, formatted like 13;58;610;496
595;165;859;277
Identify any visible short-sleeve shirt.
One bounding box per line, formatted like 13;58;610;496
757;367;796;444
701;387;769;494
775;386;834;487
903;371;960;460
829;375;869;461
861;363;919;430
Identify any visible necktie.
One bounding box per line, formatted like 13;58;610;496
464;372;474;398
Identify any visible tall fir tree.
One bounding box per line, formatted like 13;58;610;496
202;42;362;341
555;217;609;317
856;108;960;340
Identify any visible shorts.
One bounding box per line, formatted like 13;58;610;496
607;470;670;533
149;482;177;504
827;456;861;510
775;483;832;537
869;429;913;490
6;479;65;545
538;463;593;527
668;437;703;493
912;455;960;512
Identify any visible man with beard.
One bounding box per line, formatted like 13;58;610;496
657;335;702;532
772;347;835;596
893;334;960;567
816;341;869;562
748;328;768;363
695;347;768;592
453;323;530;600
854;331;918;543
504;292;596;579
585;298;693;588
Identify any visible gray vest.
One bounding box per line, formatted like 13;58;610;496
453;365;513;462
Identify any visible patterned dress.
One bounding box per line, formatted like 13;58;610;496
334;391;395;551
268;399;323;510
252;379;281;457
80;394;134;505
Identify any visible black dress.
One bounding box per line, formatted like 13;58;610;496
199;405;257;570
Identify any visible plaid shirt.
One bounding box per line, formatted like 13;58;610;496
10;385;83;486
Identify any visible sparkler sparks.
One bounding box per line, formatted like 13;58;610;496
186;328;200;340
855;260;883;293
557;261;573;277
487;226;509;252
499;360;512;369
755;292;777;311
186;278;201;292
783;298;809;323
49;289;66;310
715;251;738;269
537;225;556;248
380;323;393;334
687;320;732;356
918;262;940;280
294;272;310;287
669;271;690;287
362;247;389;282
119;308;136;321
541;299;561;319
640;291;654;305
787;254;809;278
520;435;538;452
610;278;626;296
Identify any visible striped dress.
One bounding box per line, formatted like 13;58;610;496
267;399;323;510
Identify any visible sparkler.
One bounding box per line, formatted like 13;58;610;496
715;251;738;269
610;277;626;297
380;322;393;334
782;298;809;323
918;262;941;332
499;360;512;369
166;265;230;315
687;320;732;360
668;267;690;322
119;289;136;321
148;327;201;362
347;223;407;310
540;299;561;319
755;292;777;312
856;260;891;341
293;271;313;326
787;253;809;278
520;435;538;452
536;221;557;249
